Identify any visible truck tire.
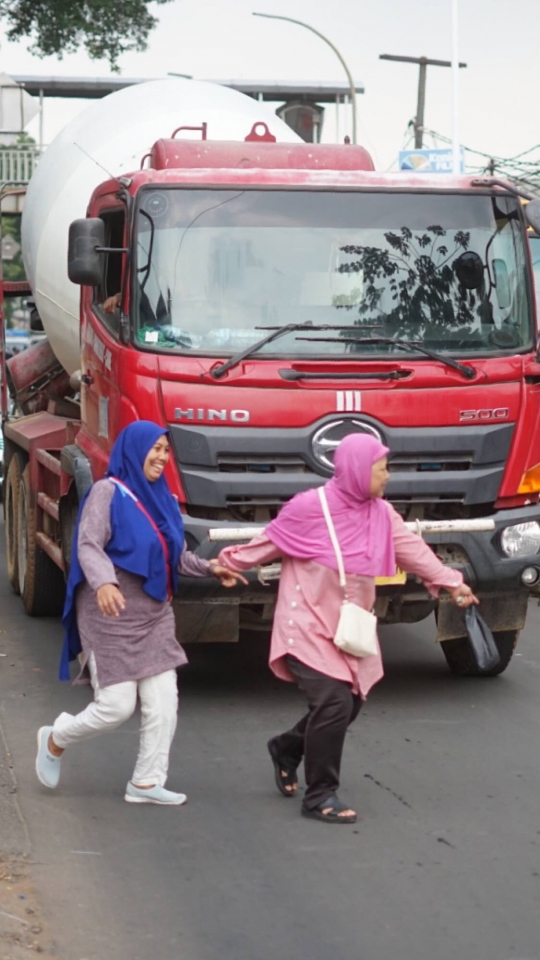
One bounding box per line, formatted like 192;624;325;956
5;452;23;594
17;464;65;617
440;629;519;677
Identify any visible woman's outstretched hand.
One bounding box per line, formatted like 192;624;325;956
447;584;479;608
96;583;127;617
208;562;248;589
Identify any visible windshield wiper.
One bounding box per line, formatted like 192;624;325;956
296;335;476;380
209;324;381;380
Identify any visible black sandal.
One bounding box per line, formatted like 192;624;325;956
301;795;357;824
267;738;298;798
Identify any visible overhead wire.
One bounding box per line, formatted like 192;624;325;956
422;128;540;196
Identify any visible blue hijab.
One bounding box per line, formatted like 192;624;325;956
59;421;184;680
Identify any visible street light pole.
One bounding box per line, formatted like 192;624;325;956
252;12;358;144
451;0;461;174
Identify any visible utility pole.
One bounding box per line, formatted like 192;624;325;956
379;54;467;149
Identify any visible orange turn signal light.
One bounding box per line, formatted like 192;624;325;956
518;462;540;494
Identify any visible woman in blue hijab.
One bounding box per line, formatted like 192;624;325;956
35;421;245;806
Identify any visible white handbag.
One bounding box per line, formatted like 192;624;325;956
318;486;379;658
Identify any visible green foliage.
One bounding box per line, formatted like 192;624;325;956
0;0;173;72
0;132;37;152
2;214;25;327
0;137;39;326
2;214;23;280
6;132;36;149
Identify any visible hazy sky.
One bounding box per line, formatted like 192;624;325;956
1;0;538;171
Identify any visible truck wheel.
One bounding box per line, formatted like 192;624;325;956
5;452;23;594
17;464;65;617
440;629;519;677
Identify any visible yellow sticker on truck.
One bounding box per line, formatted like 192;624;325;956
375;569;407;586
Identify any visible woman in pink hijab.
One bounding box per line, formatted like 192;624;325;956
219;434;478;825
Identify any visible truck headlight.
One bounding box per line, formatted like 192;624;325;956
500;522;540;557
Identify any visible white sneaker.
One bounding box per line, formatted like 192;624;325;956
124;783;187;805
35;726;62;789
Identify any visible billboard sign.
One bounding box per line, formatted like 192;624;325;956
398;148;465;174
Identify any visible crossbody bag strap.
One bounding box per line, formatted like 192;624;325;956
318;486;347;594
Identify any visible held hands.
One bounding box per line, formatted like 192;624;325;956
447;584;480;609
96;583;126;617
208;560;248;589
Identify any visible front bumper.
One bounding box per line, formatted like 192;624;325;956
184;504;540;593
423;502;540;591
179;508;540;640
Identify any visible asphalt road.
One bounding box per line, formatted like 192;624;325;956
2;534;540;960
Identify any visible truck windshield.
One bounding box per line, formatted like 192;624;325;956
529;234;540;319
133;188;532;358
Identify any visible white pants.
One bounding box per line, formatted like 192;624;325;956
52;655;178;786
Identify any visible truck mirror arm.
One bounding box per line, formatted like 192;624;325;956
471;178;536;203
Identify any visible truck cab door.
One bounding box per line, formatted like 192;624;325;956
80;202;126;473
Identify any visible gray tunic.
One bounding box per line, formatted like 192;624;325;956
75;479;211;687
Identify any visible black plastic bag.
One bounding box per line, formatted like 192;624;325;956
465;607;500;673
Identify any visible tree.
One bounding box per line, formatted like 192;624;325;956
5;131;36;149
1;213;25;328
2;214;23;281
0;0;173;72
0;133;37;327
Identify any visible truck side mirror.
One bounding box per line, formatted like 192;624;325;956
454;251;484;290
525;199;540;236
68;218;105;286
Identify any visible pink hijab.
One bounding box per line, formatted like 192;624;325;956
266;433;396;576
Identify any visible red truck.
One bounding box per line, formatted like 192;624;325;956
4;82;540;678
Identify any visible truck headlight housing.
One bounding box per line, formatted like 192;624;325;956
500;521;540;558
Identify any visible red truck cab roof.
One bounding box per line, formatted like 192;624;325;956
113;169;510;197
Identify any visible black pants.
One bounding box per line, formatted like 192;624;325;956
271;655;362;810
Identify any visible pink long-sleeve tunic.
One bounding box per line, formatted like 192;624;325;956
219;503;463;699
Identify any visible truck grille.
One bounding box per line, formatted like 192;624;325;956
217;455;308;474
169;419;515;524
389;454;471;473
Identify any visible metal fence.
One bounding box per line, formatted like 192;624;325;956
0;148;40;183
